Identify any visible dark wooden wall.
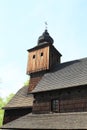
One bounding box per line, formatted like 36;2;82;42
33;85;87;114
50;46;61;68
3;107;32;124
28;71;47;92
28;76;42;92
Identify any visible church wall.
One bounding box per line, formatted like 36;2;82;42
33;85;87;114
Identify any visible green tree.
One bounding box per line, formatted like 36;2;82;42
24;80;29;86
0;97;5;126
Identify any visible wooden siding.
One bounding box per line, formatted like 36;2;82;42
50;46;61;68
33;86;87;114
27;46;49;74
3;108;32;124
33;101;50;114
60;98;87;113
28;76;42;92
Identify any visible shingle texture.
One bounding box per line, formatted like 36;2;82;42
4;86;33;109
2;112;87;129
32;57;87;93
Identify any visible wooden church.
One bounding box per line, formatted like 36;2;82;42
1;29;87;129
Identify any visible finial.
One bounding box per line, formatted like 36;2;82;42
45;22;48;30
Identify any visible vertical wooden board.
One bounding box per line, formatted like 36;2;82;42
38;47;49;70
28;51;36;73
49;46;61;69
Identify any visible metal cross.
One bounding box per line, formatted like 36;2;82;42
45;22;48;30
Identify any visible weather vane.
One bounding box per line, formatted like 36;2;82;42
45;22;48;30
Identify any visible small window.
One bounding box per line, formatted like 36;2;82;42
40;52;43;57
51;99;59;112
33;55;35;59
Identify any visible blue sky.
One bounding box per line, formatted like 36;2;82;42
0;0;87;98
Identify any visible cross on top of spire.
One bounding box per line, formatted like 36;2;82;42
45;22;48;30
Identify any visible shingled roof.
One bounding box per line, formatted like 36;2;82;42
32;57;87;93
2;112;87;129
4;86;33;109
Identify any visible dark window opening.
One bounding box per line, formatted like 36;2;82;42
40;52;43;56
51;99;59;112
33;55;35;59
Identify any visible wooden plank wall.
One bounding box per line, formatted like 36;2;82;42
50;46;61;68
27;46;49;74
3;108;32;124
33;86;87;114
60;98;87;112
33;102;50;114
28;76;42;92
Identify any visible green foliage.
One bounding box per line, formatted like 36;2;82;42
0;97;5;126
0;97;5;109
24;80;29;86
0;109;4;126
0;93;14;127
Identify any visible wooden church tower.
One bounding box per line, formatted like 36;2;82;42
26;29;62;91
